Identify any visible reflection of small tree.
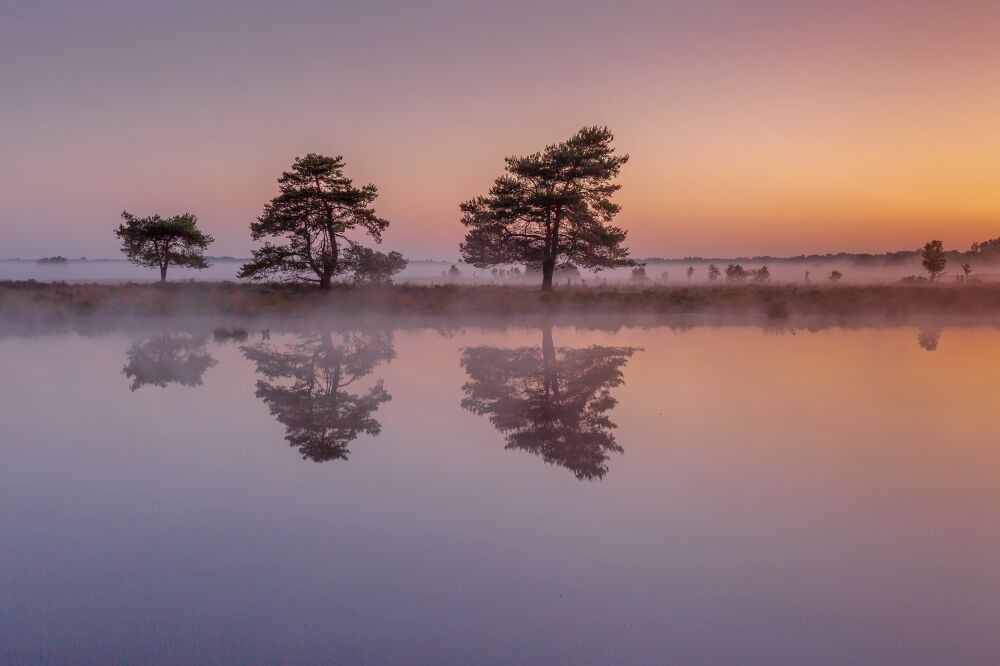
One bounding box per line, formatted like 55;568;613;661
917;328;941;351
829;270;843;282
242;332;394;462
921;240;947;281
123;333;217;391
461;327;637;480
707;264;720;281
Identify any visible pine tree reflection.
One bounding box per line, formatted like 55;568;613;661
461;327;637;480
242;331;394;462
123;332;217;391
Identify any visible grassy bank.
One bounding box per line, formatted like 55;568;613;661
4;280;1000;324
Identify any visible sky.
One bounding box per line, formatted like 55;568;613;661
1;0;998;260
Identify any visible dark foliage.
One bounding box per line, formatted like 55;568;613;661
344;246;408;285
115;211;214;282
239;154;390;289
461;327;637;480
242;331;394;461
460;126;634;291
921;240;947;281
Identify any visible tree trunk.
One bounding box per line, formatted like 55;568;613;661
160;264;167;283
541;325;557;400
541;257;555;292
319;270;334;290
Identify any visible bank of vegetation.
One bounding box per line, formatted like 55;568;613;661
5;281;1000;324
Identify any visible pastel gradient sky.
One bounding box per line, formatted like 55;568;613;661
1;0;998;259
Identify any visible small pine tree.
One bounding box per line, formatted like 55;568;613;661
921;240;947;281
115;211;213;282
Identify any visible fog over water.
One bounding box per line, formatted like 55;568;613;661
2;316;998;664
7;255;998;284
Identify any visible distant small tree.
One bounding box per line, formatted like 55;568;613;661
659;269;670;282
686;266;695;280
448;264;462;278
460;126;634;291
971;237;1000;254
630;266;648;283
115;211;213;282
961;262;973;281
804;270;811;283
239;154;389;289
558;264;582;285
829;269;843;282
707;264;721;281
725;264;747;282
921;240;947;281
344;247;407;285
750;265;771;283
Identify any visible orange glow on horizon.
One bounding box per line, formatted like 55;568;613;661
0;0;998;258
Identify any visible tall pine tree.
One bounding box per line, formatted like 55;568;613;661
239;154;389;289
460;126;634;291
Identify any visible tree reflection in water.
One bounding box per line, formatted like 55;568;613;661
918;328;942;351
242;331;394;462
123;332;217;391
461;326;637;480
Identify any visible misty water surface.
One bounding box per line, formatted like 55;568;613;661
2;320;999;664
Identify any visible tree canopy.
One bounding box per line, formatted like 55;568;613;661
239;154;391;289
343;246;408;285
971;237;1000;253
459;126;633;291
115;211;213;282
921;240;947;280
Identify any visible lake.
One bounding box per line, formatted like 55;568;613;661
2;320;998;664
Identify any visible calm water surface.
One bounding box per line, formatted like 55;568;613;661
2;321;998;664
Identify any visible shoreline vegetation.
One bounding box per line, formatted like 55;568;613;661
5;281;1000;324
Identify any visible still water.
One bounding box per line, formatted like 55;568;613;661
2;320;998;664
